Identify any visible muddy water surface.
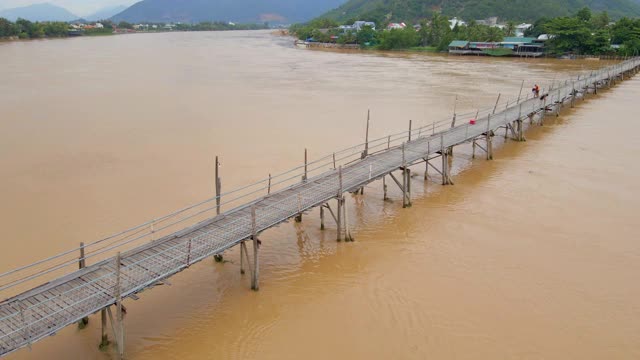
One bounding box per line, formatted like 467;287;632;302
1;31;638;359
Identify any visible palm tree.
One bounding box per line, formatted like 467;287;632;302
505;21;516;37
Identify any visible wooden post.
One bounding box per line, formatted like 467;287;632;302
337;167;343;241
77;243;89;328
451;95;458;127
79;242;86;269
387;135;391;149
472;138;476;159
251;206;259;291
402;143;408;208
424;141;430;180
215;156;221;215
295;194;302;222
268;173;271;194
332;153;336;169
240;241;245;274
100;308;109;349
486;114;493;160
517;80;524;103
408;120;412;142
303;148;308;182
441;134;452;185
363;109;370;158
406;168;412;206
493;93;501;114
114;252;124;360
343;196;353;241
383;176;388;200
320;205;325;230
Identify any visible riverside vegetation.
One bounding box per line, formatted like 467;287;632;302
0;18;269;40
291;7;640;56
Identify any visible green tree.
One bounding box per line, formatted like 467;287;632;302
378;27;419;50
426;13;450;47
356;25;378;45
0;17;18;37
505;21;515;37
118;21;134;29
591;11;610;30
338;30;357;44
576;7;592;22
43;22;69;37
545;16;592;54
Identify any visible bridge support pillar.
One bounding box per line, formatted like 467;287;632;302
403;168;412;207
240;241;246;275
320;206;325;230
441;151;454;186
486;132;494;160
515;120;526;142
383;176;388;200
251;207;260;291
99;308;109;350
78;242;89;329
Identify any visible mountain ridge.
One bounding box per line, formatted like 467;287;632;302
320;0;640;23
111;0;347;24
0;3;78;22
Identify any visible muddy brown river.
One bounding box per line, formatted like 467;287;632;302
1;30;638;359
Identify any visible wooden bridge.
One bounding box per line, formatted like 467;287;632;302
1;58;639;358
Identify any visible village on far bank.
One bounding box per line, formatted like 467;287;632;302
291;9;640;58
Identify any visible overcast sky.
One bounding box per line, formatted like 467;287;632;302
0;0;139;16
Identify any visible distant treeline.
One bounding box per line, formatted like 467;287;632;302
291;7;640;55
0;18;269;40
0;18;69;39
526;10;640;55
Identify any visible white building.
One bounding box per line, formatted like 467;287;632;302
515;23;533;37
94;23;104;29
353;21;376;31
449;17;466;29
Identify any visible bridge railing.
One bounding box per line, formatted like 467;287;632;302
1;57;638;304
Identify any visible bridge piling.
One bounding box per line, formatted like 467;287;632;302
240;241;245;274
100;308;109;349
251;207;259;291
77;242;89;328
320;206;325;230
113;252;125;359
343;197;353;241
215;156;221;216
383;176;388;200
424;142;431;180
337;167;343;241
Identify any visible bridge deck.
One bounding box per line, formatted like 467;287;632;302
1;58;638;356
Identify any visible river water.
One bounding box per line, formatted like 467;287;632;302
1;30;638;359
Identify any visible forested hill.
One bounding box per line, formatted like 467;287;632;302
321;0;640;23
111;0;347;24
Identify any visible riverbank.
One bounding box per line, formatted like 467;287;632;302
295;39;439;53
